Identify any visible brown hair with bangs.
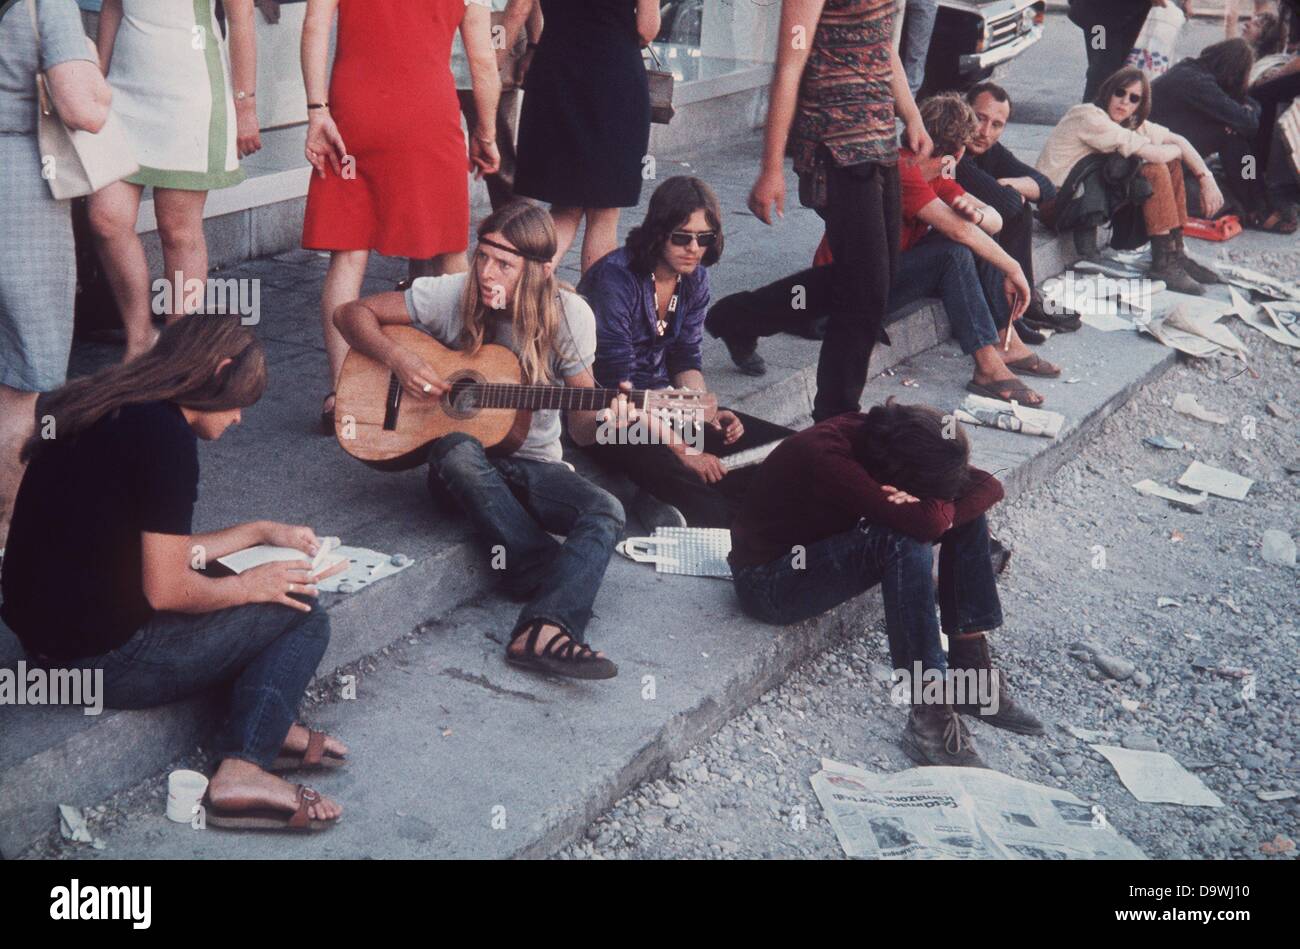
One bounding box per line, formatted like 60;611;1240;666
1092;66;1152;130
625;176;724;277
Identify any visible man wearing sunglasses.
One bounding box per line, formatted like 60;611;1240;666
578;177;794;530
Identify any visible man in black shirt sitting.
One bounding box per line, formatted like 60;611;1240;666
956;82;1081;336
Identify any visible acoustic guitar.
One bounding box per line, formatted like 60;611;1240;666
334;325;717;470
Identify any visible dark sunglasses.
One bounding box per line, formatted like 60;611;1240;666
1112;89;1143;105
668;230;717;248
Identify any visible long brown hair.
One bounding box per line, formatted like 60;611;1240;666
1197;38;1256;100
1092;66;1152;130
457;200;576;385
855;398;972;501
23;316;266;461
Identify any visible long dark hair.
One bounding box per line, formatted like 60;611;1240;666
23;316;266;462
625;176;724;276
854;399;972;501
1197;38;1256;100
1092;66;1152;130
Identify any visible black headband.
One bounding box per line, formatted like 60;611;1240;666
478;235;552;265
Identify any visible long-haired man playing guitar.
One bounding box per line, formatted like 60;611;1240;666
334;200;627;679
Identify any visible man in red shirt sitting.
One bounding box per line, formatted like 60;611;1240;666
729;399;1044;767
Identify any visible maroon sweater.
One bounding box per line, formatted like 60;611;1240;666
729;413;1005;567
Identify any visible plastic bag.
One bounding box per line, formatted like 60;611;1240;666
1125;4;1186;78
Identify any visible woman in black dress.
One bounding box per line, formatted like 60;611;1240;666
503;0;658;273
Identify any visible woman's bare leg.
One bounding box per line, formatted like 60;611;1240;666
87;180;154;361
579;207;621;274
549;205;584;268
320;250;370;410
153;188;211;322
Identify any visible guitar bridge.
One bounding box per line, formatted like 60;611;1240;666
382;373;402;431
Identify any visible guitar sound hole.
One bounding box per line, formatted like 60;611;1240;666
444;372;485;420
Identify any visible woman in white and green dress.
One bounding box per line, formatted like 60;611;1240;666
87;0;261;361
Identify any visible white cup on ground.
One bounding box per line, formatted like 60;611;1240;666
166;769;209;823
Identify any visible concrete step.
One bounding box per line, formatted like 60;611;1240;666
0;135;1083;857
31;304;1178;860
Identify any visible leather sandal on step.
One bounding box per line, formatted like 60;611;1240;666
505;620;618;680
270;726;347;773
203;784;338;833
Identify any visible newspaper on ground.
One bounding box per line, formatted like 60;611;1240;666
1177;460;1253;500
956;395;1065;438
1092;746;1225;807
808;759;1146;860
217;542;414;593
1227;288;1300;349
1132;478;1208;510
1219;263;1300;301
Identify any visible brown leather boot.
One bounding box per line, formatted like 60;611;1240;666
947;632;1045;735
1149;234;1205;295
902;703;988;768
1171;227;1224;285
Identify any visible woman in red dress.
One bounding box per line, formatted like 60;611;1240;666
301;0;500;431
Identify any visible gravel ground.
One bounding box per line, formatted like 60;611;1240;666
558;244;1300;861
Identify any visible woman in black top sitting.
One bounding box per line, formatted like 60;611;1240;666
1;317;348;832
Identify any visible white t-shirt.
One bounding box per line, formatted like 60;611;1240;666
404;274;597;464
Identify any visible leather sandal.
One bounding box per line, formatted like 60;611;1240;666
1004;354;1061;378
203;784;338;833
966;378;1044;406
270;726;347;773
505;620;618;680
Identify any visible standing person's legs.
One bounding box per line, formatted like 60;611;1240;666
152;188;211;322
813;161;897;422
489;88;521;209
87;180;155;361
900;0;940;95
319;249;369;420
579;207;621;274
0;386;37;546
1079;5;1149;101
549;205;584;268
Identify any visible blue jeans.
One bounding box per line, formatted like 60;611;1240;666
891;232;1011;355
731;515;1002;674
427;433;624;643
901;0;940;95
58;601;331;770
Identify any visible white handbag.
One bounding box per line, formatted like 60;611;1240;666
28;0;138;199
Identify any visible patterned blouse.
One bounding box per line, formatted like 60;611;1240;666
788;0;898;173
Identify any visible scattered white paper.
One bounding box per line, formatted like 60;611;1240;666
1172;392;1229;425
1229;288;1300;348
1092;745;1224;807
1132;479;1208;509
1177;460;1253;501
58;804;93;843
959;395;1065;438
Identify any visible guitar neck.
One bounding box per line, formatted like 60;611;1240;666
462;383;651;412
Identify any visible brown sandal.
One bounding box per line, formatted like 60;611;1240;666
1004;354;1061;378
506;621;618;680
966;378;1044;406
203;784;338;833
270;727;347;773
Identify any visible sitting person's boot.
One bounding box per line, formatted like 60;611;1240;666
1171;227;1224;285
946;631;1045;735
902;703;988;768
1022;289;1081;333
1148;233;1205;296
720;335;767;376
1071;226;1102;263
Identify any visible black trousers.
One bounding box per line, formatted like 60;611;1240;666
1069;0;1150;102
809;160;900;422
590;410;795;529
999;199;1036;288
1252;71;1300;177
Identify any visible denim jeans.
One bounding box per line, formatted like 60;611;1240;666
58;601;331;770
427;432;624;643
891;232;1010;355
731;514;1002;674
901;0;939;95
